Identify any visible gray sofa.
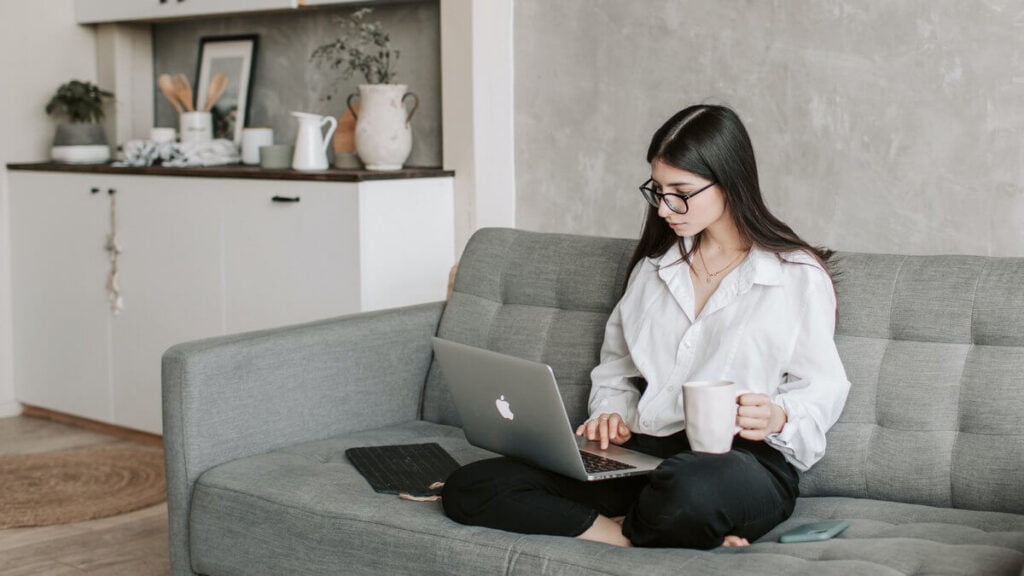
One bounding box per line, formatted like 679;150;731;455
163;227;1024;576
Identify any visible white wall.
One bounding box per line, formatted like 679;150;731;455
0;1;98;418
440;0;516;254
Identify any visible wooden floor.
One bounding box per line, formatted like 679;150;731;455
0;415;170;576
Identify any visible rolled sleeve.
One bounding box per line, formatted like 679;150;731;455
766;267;851;471
588;304;641;429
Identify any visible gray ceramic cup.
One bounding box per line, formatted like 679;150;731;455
259;145;294;169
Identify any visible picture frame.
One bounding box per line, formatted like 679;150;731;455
194;34;258;145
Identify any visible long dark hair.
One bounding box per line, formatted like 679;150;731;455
627;104;833;279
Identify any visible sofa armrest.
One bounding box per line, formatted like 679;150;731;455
162;301;445;576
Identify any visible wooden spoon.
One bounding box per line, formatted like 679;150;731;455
175;74;194;112
204;73;228;112
333;104;359;154
157;74;184;114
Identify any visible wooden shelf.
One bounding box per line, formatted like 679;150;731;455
6;162;453;182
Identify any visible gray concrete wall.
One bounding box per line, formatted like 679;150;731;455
153;1;441;167
514;1;1024;256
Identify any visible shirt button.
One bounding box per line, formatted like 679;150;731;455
683;340;692;349
642;419;652;428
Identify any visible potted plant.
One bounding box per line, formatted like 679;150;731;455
311;8;419;171
45;79;114;164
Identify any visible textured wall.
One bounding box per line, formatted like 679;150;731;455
514;0;1024;256
153;1;441;167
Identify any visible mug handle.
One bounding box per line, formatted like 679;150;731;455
402;92;420;124
346;93;360;120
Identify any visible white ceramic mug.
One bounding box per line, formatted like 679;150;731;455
682;380;746;453
150;127;176;144
241;127;274;165
180;112;213;144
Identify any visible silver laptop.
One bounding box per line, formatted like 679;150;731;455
431;337;663;481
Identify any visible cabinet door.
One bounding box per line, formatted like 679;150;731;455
222;181;361;334
8;173;113;422
75;0;296;24
109;176;225;434
357;178;454;311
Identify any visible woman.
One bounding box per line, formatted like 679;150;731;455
442;104;850;549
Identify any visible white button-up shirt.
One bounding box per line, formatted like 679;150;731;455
589;241;850;471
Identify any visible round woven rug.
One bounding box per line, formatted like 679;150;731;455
0;443;166;529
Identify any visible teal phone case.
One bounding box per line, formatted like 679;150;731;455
778;520;850;543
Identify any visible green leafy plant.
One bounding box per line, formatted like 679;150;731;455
310;8;400;86
45;80;114;123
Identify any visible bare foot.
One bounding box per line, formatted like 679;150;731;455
722;535;750;547
577;515;632;547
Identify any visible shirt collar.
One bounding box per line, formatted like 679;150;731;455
740;245;783;287
651;241;685;284
649;237;784;287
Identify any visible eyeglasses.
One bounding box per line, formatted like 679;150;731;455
639;178;716;215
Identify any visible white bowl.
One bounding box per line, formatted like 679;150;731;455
51;145;110;164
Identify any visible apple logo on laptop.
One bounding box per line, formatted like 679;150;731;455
495;395;515;420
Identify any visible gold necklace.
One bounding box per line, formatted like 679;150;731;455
696;246;747;284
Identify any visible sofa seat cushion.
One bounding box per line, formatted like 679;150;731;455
756;497;1024;574
190;421;1024;576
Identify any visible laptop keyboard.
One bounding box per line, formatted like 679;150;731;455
580;451;636;474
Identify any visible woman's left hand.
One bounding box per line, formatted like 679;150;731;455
736;393;787;441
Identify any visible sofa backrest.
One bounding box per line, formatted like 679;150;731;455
801;252;1024;515
422;228;635;429
425;228;1024;514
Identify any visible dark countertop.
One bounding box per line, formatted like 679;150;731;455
6;162;454;182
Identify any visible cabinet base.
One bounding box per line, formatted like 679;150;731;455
20;404;163;446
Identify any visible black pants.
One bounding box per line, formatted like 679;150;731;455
441;432;799;549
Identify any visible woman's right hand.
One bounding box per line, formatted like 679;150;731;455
575;413;632;450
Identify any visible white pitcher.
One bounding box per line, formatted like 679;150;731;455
291;111;337;171
346;84;419;171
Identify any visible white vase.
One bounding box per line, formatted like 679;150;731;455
347;84;419;171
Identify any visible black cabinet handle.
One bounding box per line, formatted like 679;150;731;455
91;187;100;194
108;188;116;195
272;196;300;203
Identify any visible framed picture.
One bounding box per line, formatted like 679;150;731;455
194;34;258;145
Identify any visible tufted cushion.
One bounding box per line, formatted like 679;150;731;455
801;253;1024;515
421;228;635;427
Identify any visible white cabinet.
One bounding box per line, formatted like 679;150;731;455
8;172;227;434
75;0;297;24
108;176;225;433
8;169;454;434
353;178;456;311
222;181;360;334
221;177;454;333
9;174;113;423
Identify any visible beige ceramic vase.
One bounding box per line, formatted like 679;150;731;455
347;84;419;171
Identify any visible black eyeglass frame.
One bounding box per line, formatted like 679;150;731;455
639;178;717;215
